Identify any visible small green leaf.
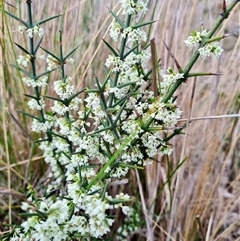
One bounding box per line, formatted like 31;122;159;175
112;93;131;108
35;71;50;80
94;75;103;92
50;132;69;141
68;88;86;102
132;20;157;29
17;110;41;121
10;63;32;77
19;212;40;217
63;45;80;61
116;81;136;88
123;44;140;59
34;37;44;55
108;8;124;28
24;94;39;100
85;88;99;94
68;202;75;221
2;9;28;26
36;14;62;25
44;95;65;103
88;126;112;136
102;38;119;57
119;163;144;169
40;46;60;62
101;70;112;89
14;42;31;55
34;138;49;143
113;100;127;125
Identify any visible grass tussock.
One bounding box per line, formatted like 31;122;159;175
0;0;239;240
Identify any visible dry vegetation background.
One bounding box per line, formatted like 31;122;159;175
0;0;239;240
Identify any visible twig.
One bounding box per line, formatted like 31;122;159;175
136;170;154;241
150;38;158;98
178;114;240;122
196;215;206;241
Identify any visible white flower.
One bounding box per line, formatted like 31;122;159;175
54;77;74;99
212;42;224;58
122;27;147;42
33;76;48;88
122;206;131;215
46;55;59;71
109;21;122;41
27;25;44;38
120;0;148;15
105;55;124;72
66;58;75;64
18;25;27;34
198;42;223;58
17;54;31;67
31;118;54;133
21;216;38;233
22;77;34;87
68;215;89;235
160;67;184;94
68;97;82;111
27;28;34;38
52;137;69;153
51;101;69;115
198;43;212;58
111;166;129;178
21;202;30;211
141;132;161;157
184;29;209;48
33;25;44;37
27;98;45;110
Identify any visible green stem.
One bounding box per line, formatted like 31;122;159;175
26;1;45;122
137;1;239;137
108;14;132;108
162;1;238;104
86;130;136;190
59;31;65;80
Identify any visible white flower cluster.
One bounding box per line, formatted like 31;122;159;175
110;23;147;42
116;205;141;240
198;41;223;58
184;29;208;48
109;0;148;42
54;76;74;99
120;0;148;15
17;54;31;67
31;117;54;133
12;1;183;240
160;67;184;95
22;76;48;87
18;24;44;38
10;183;131;240
27;98;45;110
18;25;27;34
185;29;224;58
105;50;151;89
46;54;59;71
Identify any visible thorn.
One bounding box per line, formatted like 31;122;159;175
196;215;206;241
222;33;231;38
3;1;17;8
223;0;227;14
220;0;229;19
209;72;222;75
200;18;204;30
162;39;183;73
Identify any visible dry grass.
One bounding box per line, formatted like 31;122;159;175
0;0;239;240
